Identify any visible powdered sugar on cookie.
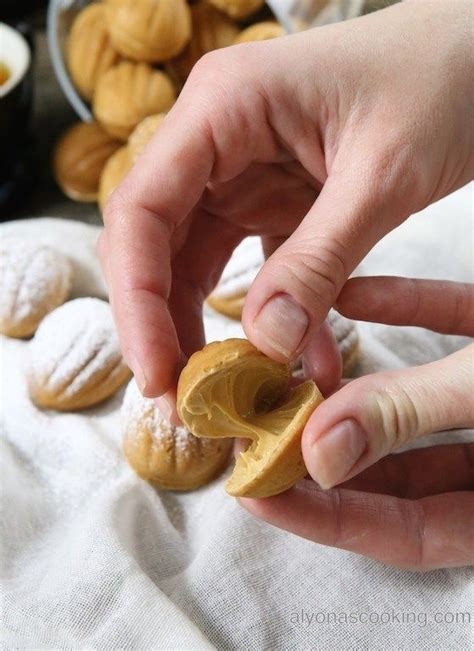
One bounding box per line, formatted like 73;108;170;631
0;238;71;336
121;379;220;458
28;298;127;401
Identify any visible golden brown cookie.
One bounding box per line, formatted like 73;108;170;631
106;0;191;63
67;3;121;101
53;121;122;202
98;146;133;210
166;1;240;87
122;379;233;490
177;339;323;498
207;0;265;20
0;238;72;338
93;61;176;140
128;113;166;163
27;298;131;411
206;289;247;321
234;21;284;43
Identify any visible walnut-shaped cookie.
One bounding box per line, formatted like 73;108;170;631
122;379;232;490
93;61;176;140
234;21;284;44
53;121;122;202
166;1;239;87
128;113;166;163
98;146;133;210
106;0;191;63
27;298;131;411
67;3;121;101
178;339;324;498
0;239;72;338
208;0;265;20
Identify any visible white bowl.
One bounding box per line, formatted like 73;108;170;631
0;22;31;99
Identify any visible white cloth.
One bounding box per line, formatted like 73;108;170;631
1;184;473;650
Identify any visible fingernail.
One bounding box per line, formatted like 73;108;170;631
253;294;309;359
130;355;147;395
309;419;367;489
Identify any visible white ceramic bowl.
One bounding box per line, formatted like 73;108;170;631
0;22;31;99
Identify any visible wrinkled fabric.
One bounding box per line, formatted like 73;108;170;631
1;184;473;650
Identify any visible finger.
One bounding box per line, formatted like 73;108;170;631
103;49;283;397
203;162;319;236
301;344;474;488
336;276;474;336
239;483;474;569
169;211;243;359
242;164;411;363
342;443;474;498
301;321;342;396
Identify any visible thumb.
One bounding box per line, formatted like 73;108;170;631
301;345;474;489
241;171;406;362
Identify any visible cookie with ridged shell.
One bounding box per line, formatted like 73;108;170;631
67;3;121;101
122;379;232;490
93;61;176;141
27;298;131;411
0;238;72;338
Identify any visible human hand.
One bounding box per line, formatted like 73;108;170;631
99;0;473;406
240;277;474;570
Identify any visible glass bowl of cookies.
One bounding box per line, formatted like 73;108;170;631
46;0;379;209
46;0;294;208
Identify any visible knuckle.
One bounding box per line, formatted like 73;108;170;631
366;383;426;451
366;139;420;219
188;49;244;91
276;237;349;312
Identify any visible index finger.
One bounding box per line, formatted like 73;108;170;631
103;95;215;397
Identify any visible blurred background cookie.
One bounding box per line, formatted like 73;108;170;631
166;0;240;88
122;379;232;490
53;121;122;202
27;297;131;410
128;113;166;162
106;0;192;63
208;0;265;20
0;218;107;299
234;20;284;43
93;61;176;140
0;238;72;338
98;146;133;210
67;3;121;101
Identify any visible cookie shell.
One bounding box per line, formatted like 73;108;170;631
166;1;239;87
98;146;133;211
234;21;284;43
207;0;265;20
177;338;324;498
67;3;121;101
93;61;176;140
27;298;131;411
0;239;72;338
106;0;191;63
122;379;232;490
54;121;122;202
128;113;166;163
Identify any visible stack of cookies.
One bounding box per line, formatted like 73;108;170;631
53;0;284;212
